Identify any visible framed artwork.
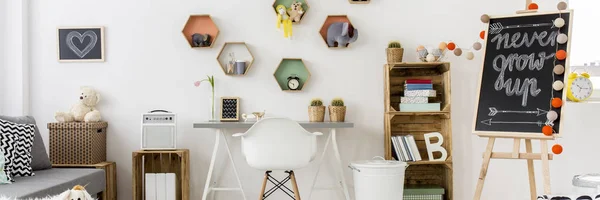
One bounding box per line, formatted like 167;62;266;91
220;97;240;121
57;27;105;62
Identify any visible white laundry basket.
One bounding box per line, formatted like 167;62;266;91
349;156;408;200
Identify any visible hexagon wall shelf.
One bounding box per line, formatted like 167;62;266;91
272;0;310;23
216;42;255;76
319;15;358;48
182;15;219;48
349;0;370;4
274;58;311;92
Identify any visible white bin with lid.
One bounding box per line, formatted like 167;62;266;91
573;174;600;195
349;156;408;200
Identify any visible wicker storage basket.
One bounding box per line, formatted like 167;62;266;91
386;48;404;63
329;106;346;122
48;122;107;165
308;106;325;122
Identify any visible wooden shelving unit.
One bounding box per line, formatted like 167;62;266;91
274;58;311;92
384;62;453;200
216;42;255;76
132;149;190;200
181;15;220;48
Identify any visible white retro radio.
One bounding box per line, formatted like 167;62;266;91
141;110;177;150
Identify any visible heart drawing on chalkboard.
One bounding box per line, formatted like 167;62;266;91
66;31;98;58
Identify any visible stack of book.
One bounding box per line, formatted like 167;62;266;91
400;79;440;112
391;135;422;162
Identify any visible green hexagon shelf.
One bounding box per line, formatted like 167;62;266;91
216;42;255;76
272;0;310;23
182;15;220;48
319;15;358;48
274;58;311;92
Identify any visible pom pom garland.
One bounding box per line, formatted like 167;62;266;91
556;50;567;60
447;42;456;51
551;98;563;108
553;81;564;91
547;111;558;121
528;3;539;10
554;18;565;28
454;48;463;56
552;144;563;154
542;126;553;136
557;34;568;44
481;14;490;23
554;65;565;75
557;1;568;10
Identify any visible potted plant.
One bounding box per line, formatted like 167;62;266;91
386;41;404;63
308;98;325;122
329;98;346;122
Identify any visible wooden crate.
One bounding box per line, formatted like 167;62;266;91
384;62;451;113
383;62;453;200
132;149;189;200
53;162;117;200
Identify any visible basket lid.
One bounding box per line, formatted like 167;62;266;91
351;156;407;169
573;174;600;188
48;122;108;129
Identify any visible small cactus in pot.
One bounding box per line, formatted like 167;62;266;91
387;41;404;63
308;98;325;122
329;98;346;122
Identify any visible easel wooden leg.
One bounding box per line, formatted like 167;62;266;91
525;139;537;200
540;140;551;194
474;137;495;200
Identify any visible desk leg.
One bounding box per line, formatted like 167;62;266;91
202;130;221;200
221;129;248;200
331;129;351;200
308;131;332;200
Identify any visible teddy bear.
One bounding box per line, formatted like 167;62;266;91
57;185;94;200
55;86;102;123
287;1;304;23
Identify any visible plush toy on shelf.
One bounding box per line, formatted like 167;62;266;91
57;185;94;200
276;4;293;38
327;22;359;47
54;86;102;123
288;1;304;23
191;33;211;47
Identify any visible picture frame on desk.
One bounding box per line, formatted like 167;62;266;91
220;97;240;121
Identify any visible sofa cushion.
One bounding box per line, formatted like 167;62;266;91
0;119;36;177
0;129;17;182
0;116;52;171
0;168;105;199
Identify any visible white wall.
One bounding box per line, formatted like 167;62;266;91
21;0;600;200
2;0;29;116
0;0;5;113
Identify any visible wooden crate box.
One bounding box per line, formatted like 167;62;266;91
384;63;451;112
132;149;190;200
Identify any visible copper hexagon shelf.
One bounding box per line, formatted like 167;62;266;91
216;42;255;76
182;15;220;48
319;15;358;48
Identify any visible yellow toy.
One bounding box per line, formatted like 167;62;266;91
276;4;293;38
566;72;594;102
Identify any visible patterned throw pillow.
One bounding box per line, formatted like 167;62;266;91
0;128;16;182
0;149;11;184
0;119;36;177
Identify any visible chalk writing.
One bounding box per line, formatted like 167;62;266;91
491;31;557;50
66;30;98;58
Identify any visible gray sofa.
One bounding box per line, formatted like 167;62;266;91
0;116;106;199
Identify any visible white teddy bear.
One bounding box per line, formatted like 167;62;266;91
55;86;102;123
57;185;94;200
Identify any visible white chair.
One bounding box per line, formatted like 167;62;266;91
233;118;322;200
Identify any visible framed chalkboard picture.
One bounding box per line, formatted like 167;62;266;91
57;27;105;62
220;97;240;121
473;10;573;137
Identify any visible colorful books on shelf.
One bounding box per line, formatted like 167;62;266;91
400;79;440;112
391;135;422;162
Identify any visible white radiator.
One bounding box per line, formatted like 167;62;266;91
145;173;176;200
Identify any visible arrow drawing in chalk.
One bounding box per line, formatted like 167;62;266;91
488;107;548;116
488;21;555;34
481;118;544;127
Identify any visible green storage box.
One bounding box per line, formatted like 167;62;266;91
404;185;445;200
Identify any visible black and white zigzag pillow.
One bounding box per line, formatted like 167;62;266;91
0;119;36;177
0;128;17;182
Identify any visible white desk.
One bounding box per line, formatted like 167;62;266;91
193;121;354;200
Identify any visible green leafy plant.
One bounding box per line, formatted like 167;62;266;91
310;98;324;106
388;41;402;48
331;98;344;106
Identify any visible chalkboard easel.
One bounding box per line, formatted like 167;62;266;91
472;7;573;200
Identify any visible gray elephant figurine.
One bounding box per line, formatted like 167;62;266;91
326;22;358;47
191;33;212;47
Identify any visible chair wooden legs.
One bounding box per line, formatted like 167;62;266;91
289;171;301;200
259;172;269;200
260;170;300;200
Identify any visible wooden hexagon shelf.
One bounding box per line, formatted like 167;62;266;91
216;42;255;76
349;0;370;4
319;15;358;48
182;15;219;48
274;58;311;92
272;0;310;24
